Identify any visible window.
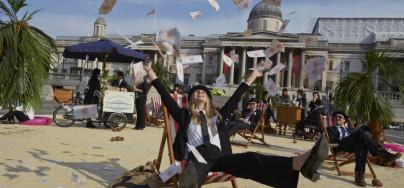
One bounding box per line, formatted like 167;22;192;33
209;56;213;65
328;60;334;71
344;61;350;72
326;81;334;90
314;80;322;91
263;20;267;30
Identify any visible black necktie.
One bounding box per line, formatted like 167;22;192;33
199;111;210;145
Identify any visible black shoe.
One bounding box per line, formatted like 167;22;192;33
134;127;144;130
179;161;199;188
85;122;96;128
355;171;367;187
300;135;329;182
380;150;401;165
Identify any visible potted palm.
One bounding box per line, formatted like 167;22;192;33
334;50;402;143
0;0;57;109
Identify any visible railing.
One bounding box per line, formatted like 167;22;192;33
46;73;89;87
378;91;401;101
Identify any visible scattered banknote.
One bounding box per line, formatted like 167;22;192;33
223;54;234;67
268;63;286;75
98;0;117;15
230;49;239;63
181;55;203;64
304;56;327;81
247;50;266;58
190;11;203;19
233;0;252;10
214;74;226;87
157;28;181;57
264;78;280;96
208;0;220;11
285;10;298;16
278;19;290;33
257;57;273;71
176;62;184;84
264;40;285;58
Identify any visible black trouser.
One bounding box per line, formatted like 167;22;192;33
184;151;299;188
135;97;147;129
226;120;252;136
335;127;381;172
265;108;276;125
0;110;29;122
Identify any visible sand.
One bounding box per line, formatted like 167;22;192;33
0;122;403;188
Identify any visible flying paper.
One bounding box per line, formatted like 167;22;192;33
223;54;234;67
304;57;327;81
181;55;203;64
247;50;266;58
190;11;203;19
157;28;181;57
116;29;144;48
278;19;290;33
285;10;298;16
264;78;280;96
268;63;286;75
176;62;184;84
208;0;220;11
264;40;285;58
233;0;252;10
213;74;226;87
98;0;117;15
230;49;239;63
257;57;273;71
131;62;147;86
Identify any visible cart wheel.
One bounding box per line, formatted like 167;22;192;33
313;135;320;142
105;113;127;129
53;106;75;127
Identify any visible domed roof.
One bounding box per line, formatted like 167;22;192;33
95;17;106;25
248;0;282;21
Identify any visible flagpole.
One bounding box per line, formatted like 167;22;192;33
153;8;157;34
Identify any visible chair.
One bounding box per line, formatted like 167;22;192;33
231;102;270;149
155;94;238;188
320;115;380;182
149;97;164;127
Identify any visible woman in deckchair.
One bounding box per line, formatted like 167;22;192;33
144;63;329;188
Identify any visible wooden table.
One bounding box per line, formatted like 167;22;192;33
276;106;303;135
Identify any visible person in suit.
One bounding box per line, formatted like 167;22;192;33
327;111;401;187
227;98;261;135
111;71;130;91
145;62;329;188
134;76;150;130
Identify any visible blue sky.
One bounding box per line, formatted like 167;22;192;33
14;0;404;38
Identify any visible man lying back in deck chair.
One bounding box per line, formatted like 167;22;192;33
326;111;401;187
227;98;261;136
145;62;330;188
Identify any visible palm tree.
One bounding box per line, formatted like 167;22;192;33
0;0;57;110
335;50;402;139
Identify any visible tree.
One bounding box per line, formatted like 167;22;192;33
0;0;57;109
335;50;402;128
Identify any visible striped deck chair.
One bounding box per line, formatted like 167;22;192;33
150;97;164;127
155;94;238;188
320;115;380;183
231;102;270;149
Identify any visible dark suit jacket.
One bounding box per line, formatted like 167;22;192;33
242;109;261;127
326;126;355;144
111;79;130;90
152;79;250;161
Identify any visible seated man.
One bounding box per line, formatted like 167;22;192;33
111;71;131;91
327;111;401;187
228;99;261;135
0;105;34;124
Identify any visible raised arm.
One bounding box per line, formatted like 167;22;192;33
219;69;262;118
144;63;182;122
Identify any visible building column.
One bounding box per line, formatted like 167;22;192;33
229;61;235;85
299;50;305;88
287;50;293;88
239;47;247;83
322;69;327;91
219;47;224;75
276;52;281;86
202;54;207;84
154;52;158;63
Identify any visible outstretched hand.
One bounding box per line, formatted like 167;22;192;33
244;68;262;86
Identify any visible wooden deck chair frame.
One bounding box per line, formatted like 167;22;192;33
231;103;270;149
155;95;238;188
320;115;379;181
149;97;164;128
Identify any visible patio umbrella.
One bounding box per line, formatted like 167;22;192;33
63;39;146;63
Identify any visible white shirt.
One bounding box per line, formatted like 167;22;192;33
186;115;221;151
336;123;350;139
